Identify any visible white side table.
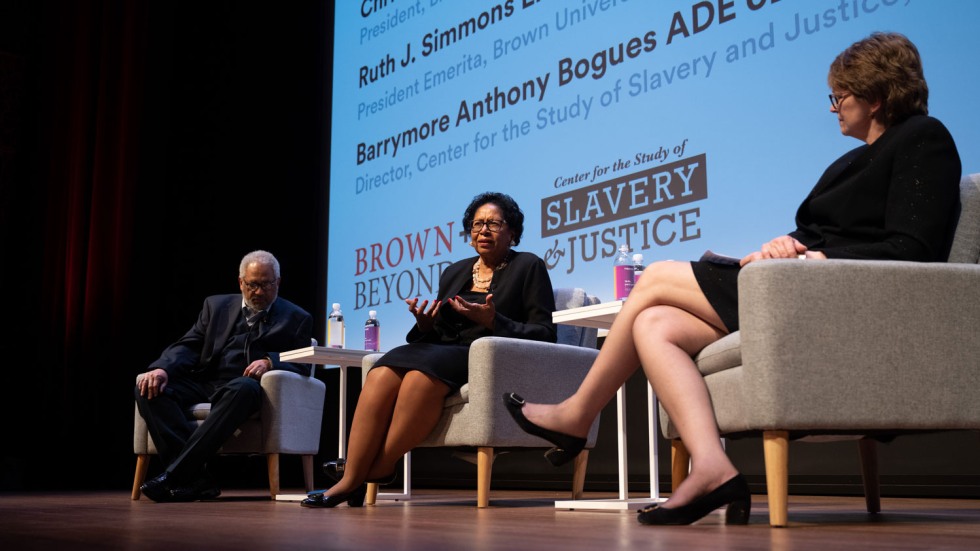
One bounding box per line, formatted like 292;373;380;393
551;301;667;510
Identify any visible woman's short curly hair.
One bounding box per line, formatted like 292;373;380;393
828;32;928;127
462;192;525;246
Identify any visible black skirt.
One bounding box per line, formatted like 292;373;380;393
690;260;741;333
370;290;489;393
371;342;469;392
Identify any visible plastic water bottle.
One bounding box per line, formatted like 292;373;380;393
613;244;634;300
364;310;380;352
327;303;345;348
632;253;645;285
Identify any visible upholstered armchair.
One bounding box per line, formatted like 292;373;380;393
132;364;326;500
363;288;603;508
662;173;980;526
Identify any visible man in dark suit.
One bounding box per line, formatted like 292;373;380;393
135;250;313;502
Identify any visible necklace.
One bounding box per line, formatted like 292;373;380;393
472;255;509;291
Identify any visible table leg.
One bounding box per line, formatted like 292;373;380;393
616;384;629;500
647;383;661;500
555;383;666;510
338;365;347;459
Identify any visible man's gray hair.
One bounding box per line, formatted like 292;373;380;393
239;250;281;279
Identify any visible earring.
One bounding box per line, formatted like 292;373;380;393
510;240;516;246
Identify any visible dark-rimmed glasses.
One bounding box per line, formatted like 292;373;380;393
470;220;507;233
829;93;852;110
242;279;278;292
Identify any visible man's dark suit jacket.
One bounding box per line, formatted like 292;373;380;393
791;115;962;261
150;294;313;381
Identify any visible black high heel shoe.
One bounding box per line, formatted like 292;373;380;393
300;483;368;508
636;474;751;526
502;392;586;467
322;459;397;485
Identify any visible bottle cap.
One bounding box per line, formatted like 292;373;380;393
633;253;643;263
332;303;340;311
369;310;377;318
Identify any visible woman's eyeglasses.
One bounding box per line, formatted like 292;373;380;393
829;93;852;110
469;220;506;233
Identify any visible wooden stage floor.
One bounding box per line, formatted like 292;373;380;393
2;488;979;550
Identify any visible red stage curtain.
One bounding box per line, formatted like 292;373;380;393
16;0;149;488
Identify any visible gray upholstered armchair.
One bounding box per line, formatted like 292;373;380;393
362;288;603;508
662;173;980;526
132;366;326;500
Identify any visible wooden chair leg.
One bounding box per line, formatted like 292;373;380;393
131;454;150;500
671;439;691;493
763;430;789;527
301;454;315;493
571;449;589;500
477;447;493;508
266;453;280;499
858;438;881;514
366;483;379;505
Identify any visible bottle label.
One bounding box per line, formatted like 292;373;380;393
614;265;634;300
328;318;345;348
364;325;379;351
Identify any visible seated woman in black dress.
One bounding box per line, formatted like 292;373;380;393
303;191;557;508
504;32;961;526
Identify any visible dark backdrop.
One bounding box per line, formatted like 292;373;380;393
0;0;330;491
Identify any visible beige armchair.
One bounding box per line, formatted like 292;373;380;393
132;365;326;500
362;288;603;508
662;173;980;526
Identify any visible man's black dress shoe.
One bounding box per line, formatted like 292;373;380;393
502;392;586;467
140;472;221;503
636;474;751;525
169;475;222;502
140;472;175;502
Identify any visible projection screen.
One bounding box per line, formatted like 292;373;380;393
328;0;980;349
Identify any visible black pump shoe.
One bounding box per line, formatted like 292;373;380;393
322;459;397;485
636;474;751;526
300;483;368;508
502;393;586;467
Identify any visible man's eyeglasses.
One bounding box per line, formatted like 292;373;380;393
242;280;278;292
469;219;507;233
829;92;852;110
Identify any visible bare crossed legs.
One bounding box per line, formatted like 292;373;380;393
519;260;738;509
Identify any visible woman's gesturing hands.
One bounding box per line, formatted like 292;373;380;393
406;297;442;333
445;294;496;329
406;294;498;332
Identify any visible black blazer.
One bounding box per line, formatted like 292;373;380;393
790;115;961;261
406;251;557;345
150;294;314;379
